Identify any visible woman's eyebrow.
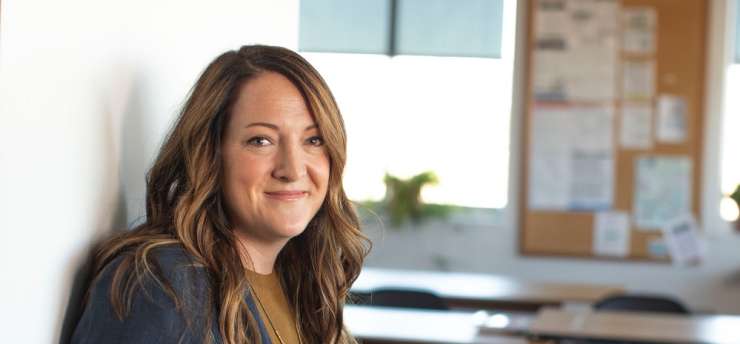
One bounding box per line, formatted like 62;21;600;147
244;122;278;130
244;123;318;131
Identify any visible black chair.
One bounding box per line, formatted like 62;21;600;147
593;293;690;314
558;293;690;344
366;288;449;310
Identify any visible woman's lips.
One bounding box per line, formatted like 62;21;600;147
264;191;308;201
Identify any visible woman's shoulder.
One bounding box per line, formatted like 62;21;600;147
71;244;217;343
103;244;211;301
146;244;196;265
144;244;209;281
93;242;214;310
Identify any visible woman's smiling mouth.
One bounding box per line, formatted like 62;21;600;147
264;190;308;201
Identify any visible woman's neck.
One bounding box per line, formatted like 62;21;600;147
234;231;288;274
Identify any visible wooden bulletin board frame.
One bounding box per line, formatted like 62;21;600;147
519;0;708;261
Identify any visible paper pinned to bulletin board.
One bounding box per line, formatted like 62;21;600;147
634;156;692;230
622;60;655;100
661;214;704;265
656;94;688;143
622;7;657;55
528;105;615;211
620;102;653;149
593;211;631;257
532;0;619;102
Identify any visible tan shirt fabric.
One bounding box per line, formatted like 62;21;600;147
246;269;300;344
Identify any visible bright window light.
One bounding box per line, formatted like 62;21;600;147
720;196;739;222
303;53;513;208
721;65;740;195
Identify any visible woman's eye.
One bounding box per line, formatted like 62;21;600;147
246;136;271;146
307;136;325;146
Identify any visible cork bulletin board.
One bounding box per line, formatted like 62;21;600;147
519;0;708;261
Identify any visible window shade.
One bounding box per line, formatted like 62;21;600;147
299;0;392;54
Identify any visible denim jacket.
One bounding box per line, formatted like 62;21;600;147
71;246;271;344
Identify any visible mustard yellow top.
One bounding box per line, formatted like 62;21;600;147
245;269;300;344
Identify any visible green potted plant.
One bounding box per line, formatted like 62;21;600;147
380;171;456;227
355;171;461;229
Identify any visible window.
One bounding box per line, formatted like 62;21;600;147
719;1;740;221
299;0;504;58
300;0;516;208
394;0;504;58
736;0;740;64
723;68;740;195
299;0;392;54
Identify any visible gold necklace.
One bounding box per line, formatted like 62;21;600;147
249;284;302;344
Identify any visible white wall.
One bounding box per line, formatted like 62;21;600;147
0;1;298;342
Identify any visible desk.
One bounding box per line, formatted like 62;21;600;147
352;268;623;311
344;305;538;344
530;308;740;344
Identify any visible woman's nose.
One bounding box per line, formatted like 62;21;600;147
272;142;307;182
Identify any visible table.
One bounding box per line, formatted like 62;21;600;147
352;267;624;311
344;305;539;344
529;308;740;344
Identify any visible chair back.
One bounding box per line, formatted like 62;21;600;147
367;288;449;310
563;294;690;344
594;293;690;314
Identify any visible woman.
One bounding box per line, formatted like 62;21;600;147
71;45;370;344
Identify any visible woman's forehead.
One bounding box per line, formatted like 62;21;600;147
230;72;316;128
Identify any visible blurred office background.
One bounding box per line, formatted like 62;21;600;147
1;0;740;342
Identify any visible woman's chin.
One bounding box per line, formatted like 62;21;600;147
272;221;310;239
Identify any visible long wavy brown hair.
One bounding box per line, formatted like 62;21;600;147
89;45;370;343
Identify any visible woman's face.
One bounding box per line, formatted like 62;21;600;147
221;71;330;245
